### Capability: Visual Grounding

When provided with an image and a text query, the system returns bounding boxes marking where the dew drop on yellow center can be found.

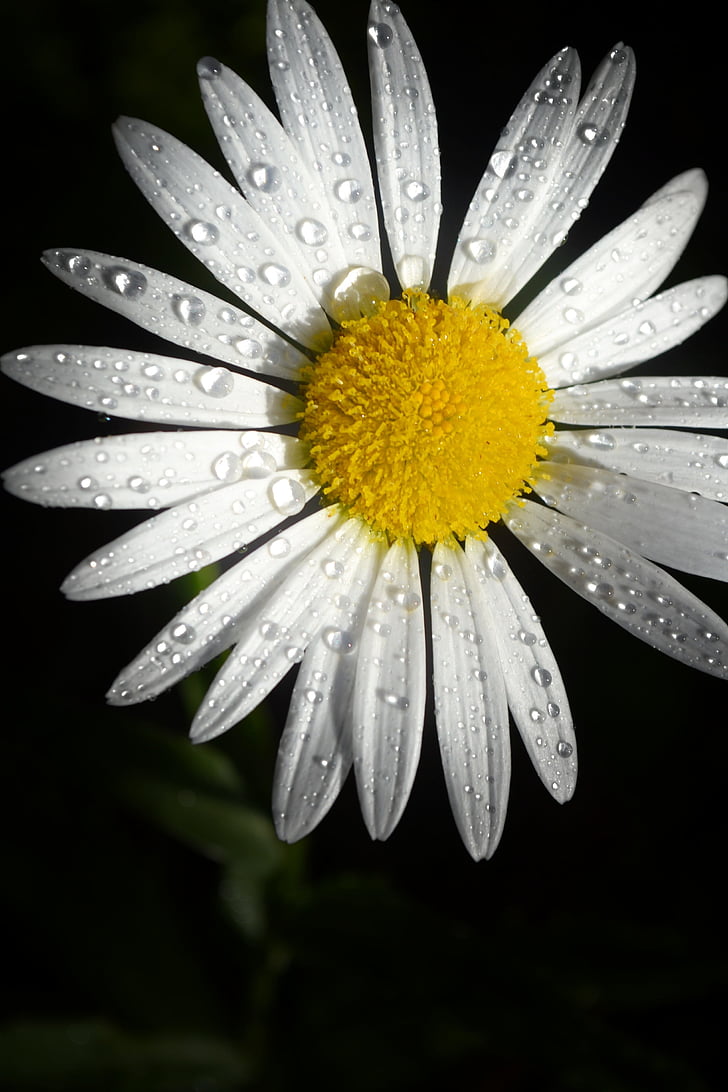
[300,292,553,546]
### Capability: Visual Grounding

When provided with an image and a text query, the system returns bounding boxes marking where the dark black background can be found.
[2,2,727,1089]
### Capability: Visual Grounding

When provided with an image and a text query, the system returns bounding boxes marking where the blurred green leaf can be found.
[0,1020,250,1092]
[108,721,244,797]
[119,776,281,875]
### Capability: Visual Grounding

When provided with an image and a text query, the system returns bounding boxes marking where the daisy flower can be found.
[3,0,727,861]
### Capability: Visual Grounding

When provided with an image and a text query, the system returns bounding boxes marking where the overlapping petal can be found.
[545,428,728,502]
[267,0,381,271]
[43,249,307,380]
[505,501,728,679]
[3,430,304,510]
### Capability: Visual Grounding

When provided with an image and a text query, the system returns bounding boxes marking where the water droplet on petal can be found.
[260,262,291,287]
[246,162,281,192]
[197,56,221,80]
[172,294,206,326]
[185,220,219,245]
[404,180,430,202]
[212,452,242,482]
[464,238,497,265]
[194,367,234,398]
[334,178,362,204]
[296,218,328,246]
[323,627,355,654]
[103,265,147,298]
[368,22,393,48]
[269,476,306,515]
[556,740,573,757]
[532,666,553,688]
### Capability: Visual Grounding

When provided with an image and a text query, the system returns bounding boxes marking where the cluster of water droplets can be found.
[450,42,634,306]
[265,0,382,275]
[545,429,728,502]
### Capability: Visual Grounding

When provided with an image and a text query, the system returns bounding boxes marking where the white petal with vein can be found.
[431,541,510,860]
[2,346,298,428]
[465,537,576,802]
[63,469,318,600]
[353,537,426,840]
[368,0,441,290]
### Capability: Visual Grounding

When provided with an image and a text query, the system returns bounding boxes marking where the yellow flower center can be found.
[300,291,553,545]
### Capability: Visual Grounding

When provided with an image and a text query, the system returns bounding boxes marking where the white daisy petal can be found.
[550,375,728,428]
[545,428,728,502]
[62,469,319,600]
[506,500,728,679]
[3,430,304,511]
[113,117,330,349]
[43,249,307,380]
[197,58,350,305]
[447,45,581,306]
[109,507,344,706]
[1,346,298,428]
[431,541,510,860]
[273,538,384,842]
[538,276,728,388]
[367,0,441,291]
[535,462,728,582]
[352,537,426,841]
[464,537,577,803]
[267,0,381,270]
[191,515,373,742]
[516,175,708,354]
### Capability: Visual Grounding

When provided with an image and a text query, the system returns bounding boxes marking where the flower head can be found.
[3,0,727,859]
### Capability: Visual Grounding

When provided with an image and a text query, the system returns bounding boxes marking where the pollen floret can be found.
[300,292,553,544]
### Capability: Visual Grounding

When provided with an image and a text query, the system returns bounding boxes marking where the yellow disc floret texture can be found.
[300,292,553,545]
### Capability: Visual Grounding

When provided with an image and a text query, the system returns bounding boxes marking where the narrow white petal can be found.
[113,117,330,349]
[431,541,510,861]
[367,0,441,291]
[352,538,426,841]
[267,0,381,271]
[63,470,319,600]
[191,516,376,742]
[449,44,635,307]
[516,176,708,353]
[43,249,308,380]
[550,375,728,428]
[108,507,343,705]
[3,430,304,510]
[273,538,384,842]
[447,46,581,306]
[538,276,727,388]
[198,58,350,305]
[545,428,728,503]
[535,462,728,581]
[464,538,576,803]
[1,346,298,429]
[505,500,728,679]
